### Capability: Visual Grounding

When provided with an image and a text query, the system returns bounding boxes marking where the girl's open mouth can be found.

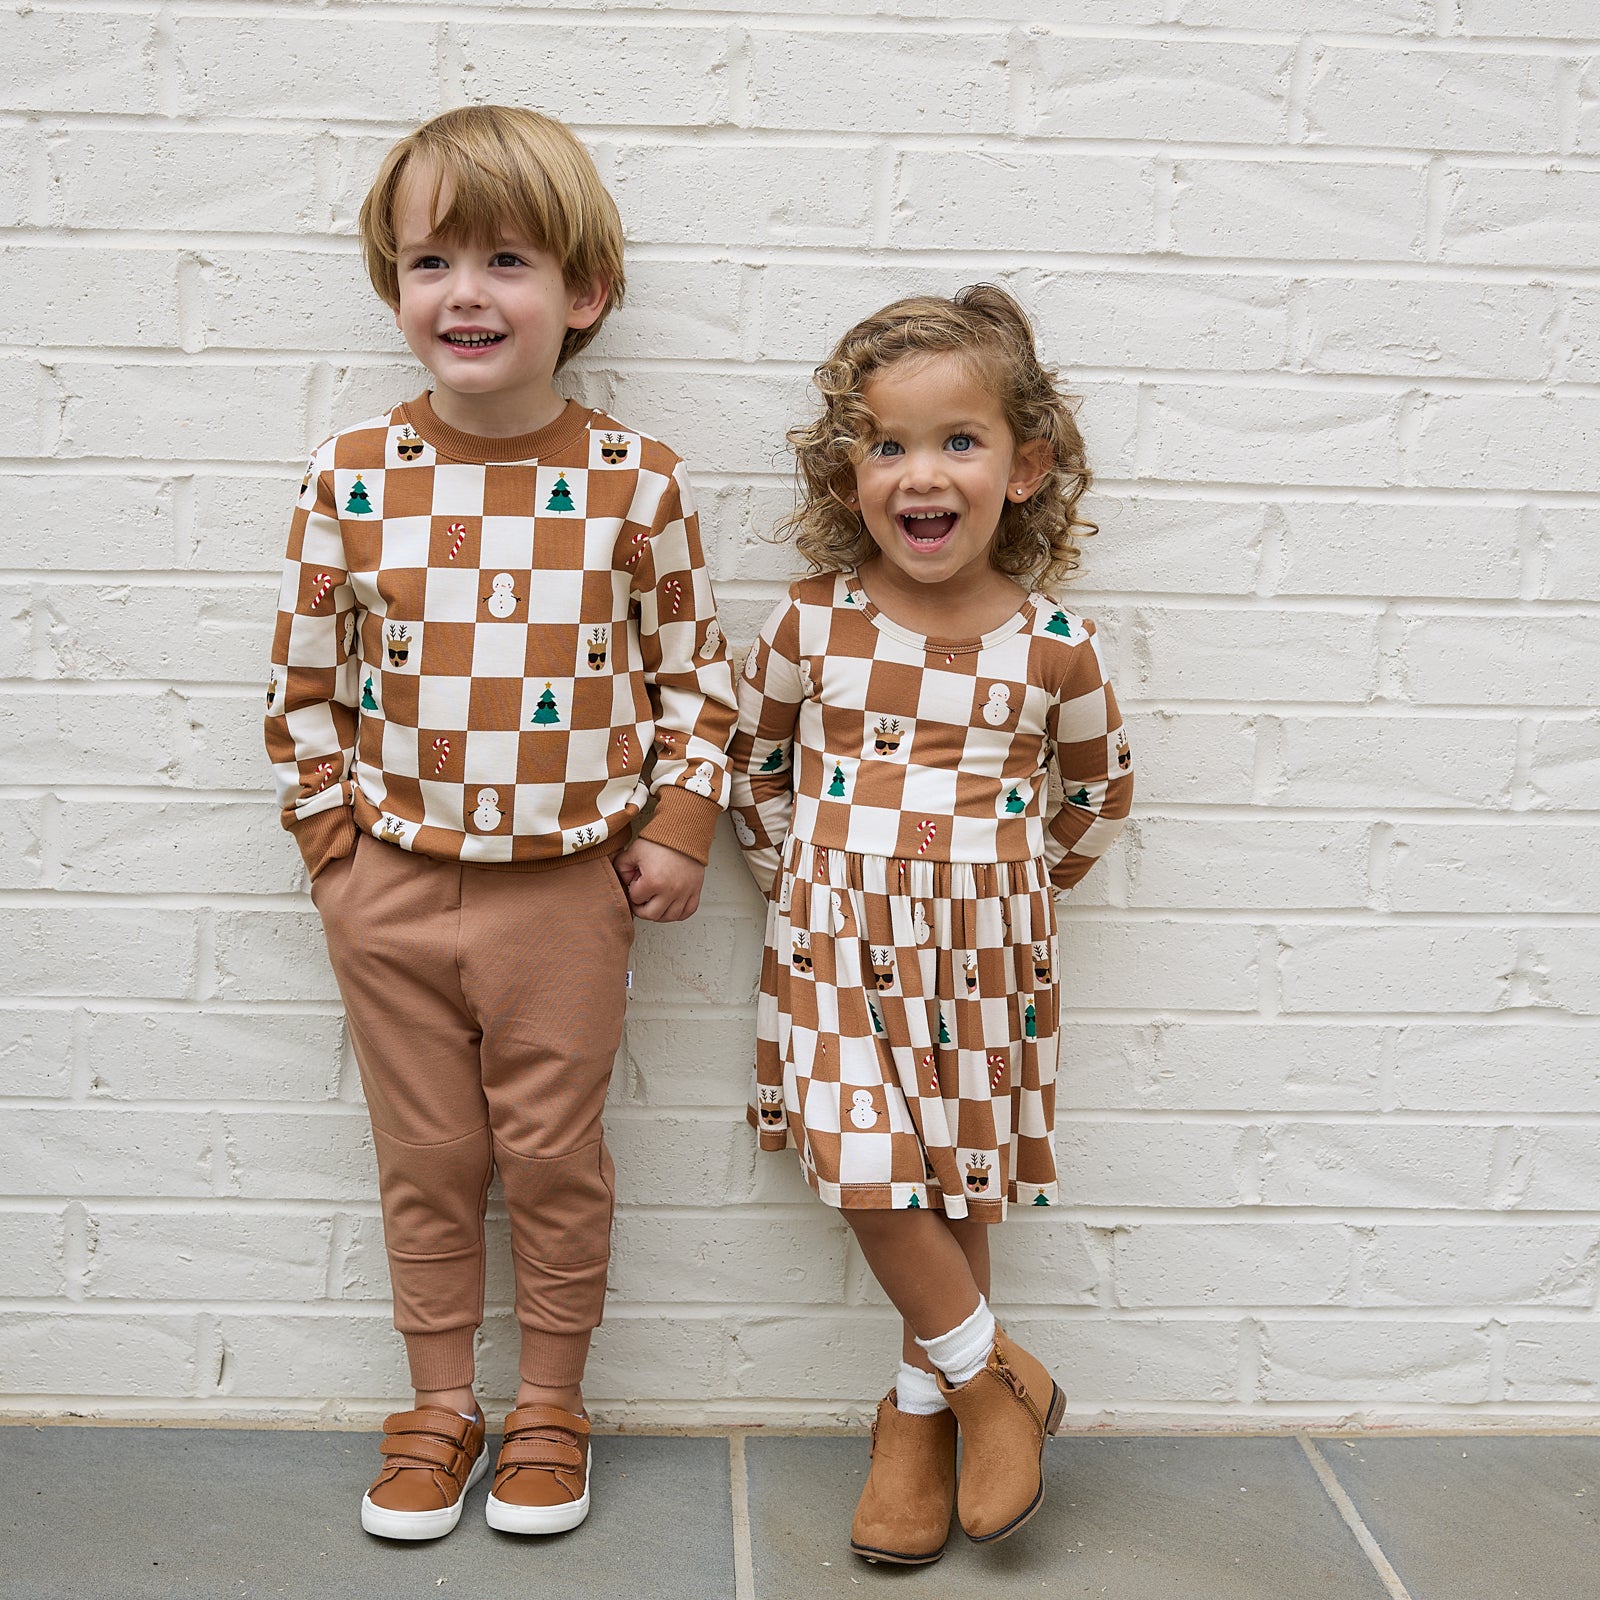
[899,511,956,545]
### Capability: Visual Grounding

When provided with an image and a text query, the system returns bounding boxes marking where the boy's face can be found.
[390,164,607,435]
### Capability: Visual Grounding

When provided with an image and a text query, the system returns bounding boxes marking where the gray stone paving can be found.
[2,1423,1594,1599]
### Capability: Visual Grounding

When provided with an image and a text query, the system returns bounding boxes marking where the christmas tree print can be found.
[361,675,377,711]
[1033,1193,1051,1206]
[1004,786,1025,815]
[546,474,575,512]
[1066,785,1091,807]
[1046,610,1073,639]
[1025,1001,1037,1039]
[531,683,560,725]
[828,762,846,798]
[345,477,373,515]
[759,746,786,773]
[906,1193,921,1209]
[868,998,884,1035]
[938,1010,950,1045]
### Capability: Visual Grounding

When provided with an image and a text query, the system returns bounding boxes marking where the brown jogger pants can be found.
[312,833,634,1391]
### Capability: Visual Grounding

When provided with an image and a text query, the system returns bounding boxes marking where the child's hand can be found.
[612,838,705,922]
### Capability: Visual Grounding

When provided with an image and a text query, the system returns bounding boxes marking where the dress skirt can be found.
[750,834,1061,1221]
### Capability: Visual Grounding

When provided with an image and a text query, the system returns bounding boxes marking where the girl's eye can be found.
[873,440,902,458]
[949,434,974,453]
[413,255,446,271]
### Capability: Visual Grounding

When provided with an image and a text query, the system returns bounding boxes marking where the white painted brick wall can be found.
[3,1,1597,1432]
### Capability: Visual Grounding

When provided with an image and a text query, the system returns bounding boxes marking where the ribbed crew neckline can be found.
[401,391,592,464]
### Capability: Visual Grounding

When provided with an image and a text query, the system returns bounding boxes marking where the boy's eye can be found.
[490,252,524,268]
[949,434,974,452]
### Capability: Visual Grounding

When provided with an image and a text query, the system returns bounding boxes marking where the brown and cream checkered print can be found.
[266,393,737,872]
[730,570,1133,1218]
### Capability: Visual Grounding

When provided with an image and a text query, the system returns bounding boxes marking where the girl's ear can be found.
[1007,438,1053,503]
[566,276,610,332]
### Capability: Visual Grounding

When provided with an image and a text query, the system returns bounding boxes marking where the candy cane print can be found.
[616,730,632,769]
[988,1052,1008,1090]
[624,528,649,568]
[432,736,450,774]
[923,1052,939,1096]
[446,522,467,561]
[310,571,334,608]
[313,760,335,791]
[916,819,938,856]
[663,577,683,616]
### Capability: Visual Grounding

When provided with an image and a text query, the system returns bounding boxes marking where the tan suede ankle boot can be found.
[849,1390,958,1564]
[937,1326,1066,1543]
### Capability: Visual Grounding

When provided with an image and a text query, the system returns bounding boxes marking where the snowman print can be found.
[484,574,520,619]
[778,873,793,912]
[684,760,716,797]
[732,812,756,848]
[912,902,931,946]
[473,787,504,831]
[981,684,1013,727]
[743,645,759,680]
[699,619,722,662]
[830,890,847,934]
[848,1090,878,1130]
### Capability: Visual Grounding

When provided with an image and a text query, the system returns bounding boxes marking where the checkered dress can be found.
[265,394,737,872]
[729,571,1133,1220]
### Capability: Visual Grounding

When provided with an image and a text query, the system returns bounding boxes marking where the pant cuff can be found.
[405,1326,477,1392]
[519,1327,593,1389]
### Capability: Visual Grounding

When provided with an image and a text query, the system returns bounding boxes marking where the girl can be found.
[729,286,1133,1564]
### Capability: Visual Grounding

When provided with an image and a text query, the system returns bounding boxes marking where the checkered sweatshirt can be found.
[266,392,738,878]
[729,570,1133,893]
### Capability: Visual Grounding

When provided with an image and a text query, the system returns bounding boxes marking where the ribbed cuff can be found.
[404,1326,477,1392]
[519,1328,594,1389]
[638,787,723,865]
[292,804,360,882]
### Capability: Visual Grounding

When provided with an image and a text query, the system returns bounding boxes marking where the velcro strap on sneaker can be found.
[380,1432,467,1472]
[496,1435,583,1471]
[503,1405,591,1438]
[383,1408,476,1441]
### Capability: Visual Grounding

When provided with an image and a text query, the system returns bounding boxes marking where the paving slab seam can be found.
[729,1433,756,1600]
[1297,1433,1416,1600]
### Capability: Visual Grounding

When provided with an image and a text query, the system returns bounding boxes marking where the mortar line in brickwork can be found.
[728,1433,756,1600]
[17,234,1600,290]
[1297,1435,1416,1600]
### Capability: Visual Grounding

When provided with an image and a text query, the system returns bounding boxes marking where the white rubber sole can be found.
[360,1445,489,1541]
[485,1445,592,1535]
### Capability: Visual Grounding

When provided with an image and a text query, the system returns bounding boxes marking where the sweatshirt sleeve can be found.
[1042,617,1134,893]
[629,460,739,865]
[727,591,805,894]
[264,448,362,881]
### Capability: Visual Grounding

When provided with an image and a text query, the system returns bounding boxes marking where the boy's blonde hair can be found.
[782,285,1094,592]
[359,105,625,368]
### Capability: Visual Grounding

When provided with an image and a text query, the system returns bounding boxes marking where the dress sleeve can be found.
[727,591,805,894]
[629,460,739,865]
[1042,617,1134,893]
[264,451,362,881]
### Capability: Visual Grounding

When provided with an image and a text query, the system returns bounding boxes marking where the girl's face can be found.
[850,352,1048,596]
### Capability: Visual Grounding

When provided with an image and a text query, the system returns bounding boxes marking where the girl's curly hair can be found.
[779,284,1095,593]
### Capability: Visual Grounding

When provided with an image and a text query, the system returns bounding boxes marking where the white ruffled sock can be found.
[894,1362,948,1415]
[916,1298,996,1389]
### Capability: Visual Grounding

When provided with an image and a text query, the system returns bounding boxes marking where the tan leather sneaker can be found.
[360,1406,488,1540]
[850,1390,958,1565]
[485,1405,592,1534]
[937,1326,1066,1543]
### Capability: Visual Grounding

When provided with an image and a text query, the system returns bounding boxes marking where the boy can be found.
[264,106,737,1540]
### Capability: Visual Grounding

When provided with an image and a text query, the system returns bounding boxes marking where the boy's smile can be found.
[391,165,607,438]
